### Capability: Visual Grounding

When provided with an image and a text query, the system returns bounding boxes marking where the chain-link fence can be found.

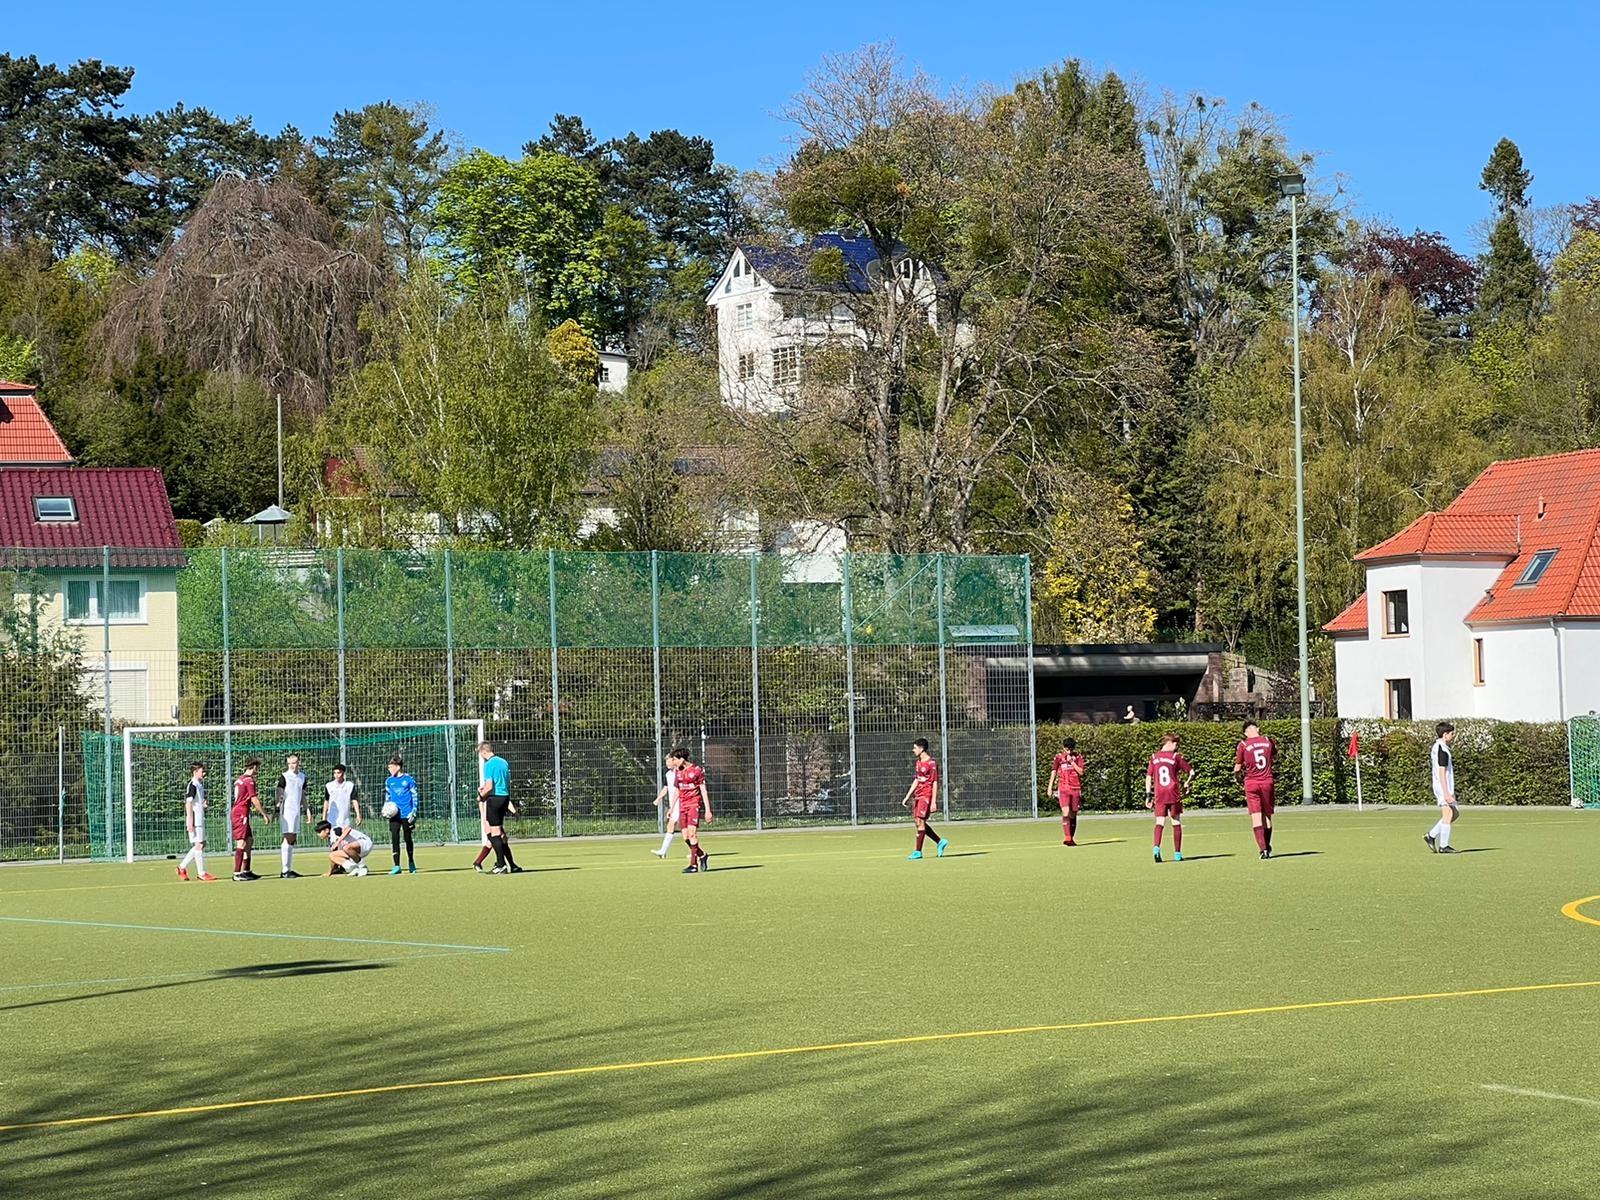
[0,549,1036,860]
[1570,715,1600,809]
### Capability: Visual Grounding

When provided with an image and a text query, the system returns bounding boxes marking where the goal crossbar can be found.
[119,719,485,862]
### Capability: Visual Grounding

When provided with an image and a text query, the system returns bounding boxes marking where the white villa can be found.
[1326,449,1600,721]
[705,234,942,410]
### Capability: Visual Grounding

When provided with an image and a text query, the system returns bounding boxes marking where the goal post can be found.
[99,719,483,863]
[1570,715,1600,811]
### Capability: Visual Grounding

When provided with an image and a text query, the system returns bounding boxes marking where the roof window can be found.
[1516,549,1557,586]
[34,496,77,522]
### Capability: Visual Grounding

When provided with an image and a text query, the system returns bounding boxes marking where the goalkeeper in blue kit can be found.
[385,756,420,875]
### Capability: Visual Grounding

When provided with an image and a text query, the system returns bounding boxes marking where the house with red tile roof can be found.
[1325,448,1600,721]
[0,467,183,723]
[0,381,74,465]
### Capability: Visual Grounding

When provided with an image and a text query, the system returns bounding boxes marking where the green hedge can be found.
[1038,719,1571,809]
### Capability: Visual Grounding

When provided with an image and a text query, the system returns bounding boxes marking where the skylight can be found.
[1516,549,1557,586]
[33,496,77,522]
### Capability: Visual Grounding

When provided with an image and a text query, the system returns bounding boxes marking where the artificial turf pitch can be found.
[1,807,1597,1199]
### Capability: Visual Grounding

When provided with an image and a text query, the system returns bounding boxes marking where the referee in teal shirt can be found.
[477,741,521,874]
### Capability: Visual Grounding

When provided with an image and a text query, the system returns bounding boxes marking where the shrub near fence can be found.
[1340,719,1571,807]
[1039,719,1571,809]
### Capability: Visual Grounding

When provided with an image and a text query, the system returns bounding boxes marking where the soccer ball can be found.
[381,800,399,819]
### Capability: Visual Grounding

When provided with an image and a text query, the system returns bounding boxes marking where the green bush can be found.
[1038,718,1571,809]
[1339,719,1571,806]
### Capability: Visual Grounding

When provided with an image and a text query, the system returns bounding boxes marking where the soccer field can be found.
[2,808,1597,1199]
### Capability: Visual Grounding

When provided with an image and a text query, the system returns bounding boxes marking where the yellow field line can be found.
[1560,895,1600,928]
[4,977,1597,1135]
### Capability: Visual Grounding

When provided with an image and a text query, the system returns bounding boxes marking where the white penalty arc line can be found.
[0,915,509,954]
[1479,1083,1600,1110]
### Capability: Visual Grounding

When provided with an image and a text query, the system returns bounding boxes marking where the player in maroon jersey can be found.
[1144,733,1193,863]
[1232,720,1278,859]
[1052,737,1086,845]
[667,748,712,874]
[230,759,268,881]
[902,738,948,859]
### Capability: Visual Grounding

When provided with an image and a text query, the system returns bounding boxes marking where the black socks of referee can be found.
[491,834,516,869]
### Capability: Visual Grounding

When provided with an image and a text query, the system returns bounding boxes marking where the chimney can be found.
[1537,495,1547,520]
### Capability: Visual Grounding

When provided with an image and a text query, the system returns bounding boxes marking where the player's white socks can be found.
[1427,819,1444,840]
[1437,824,1451,849]
[180,847,198,871]
[657,830,675,855]
[281,842,293,873]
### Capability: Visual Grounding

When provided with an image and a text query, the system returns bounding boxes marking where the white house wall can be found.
[1470,624,1563,720]
[1335,559,1506,719]
[1560,625,1600,717]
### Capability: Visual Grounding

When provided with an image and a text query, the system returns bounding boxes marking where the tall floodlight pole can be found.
[1277,170,1313,805]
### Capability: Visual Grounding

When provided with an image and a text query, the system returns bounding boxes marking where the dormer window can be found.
[34,496,76,522]
[1516,549,1557,586]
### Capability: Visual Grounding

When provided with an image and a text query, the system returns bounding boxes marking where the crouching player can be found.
[316,820,373,876]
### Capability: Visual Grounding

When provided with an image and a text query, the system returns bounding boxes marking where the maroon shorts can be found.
[913,798,934,821]
[231,819,252,845]
[679,802,702,828]
[1058,790,1082,814]
[1153,797,1183,819]
[1245,780,1275,816]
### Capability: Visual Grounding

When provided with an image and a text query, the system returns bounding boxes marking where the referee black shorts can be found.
[485,795,511,827]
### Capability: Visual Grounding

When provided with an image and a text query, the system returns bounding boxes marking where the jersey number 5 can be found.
[1252,749,1268,770]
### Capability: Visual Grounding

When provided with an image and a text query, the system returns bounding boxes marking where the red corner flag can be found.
[1347,732,1360,759]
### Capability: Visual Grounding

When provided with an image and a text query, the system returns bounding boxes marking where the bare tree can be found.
[99,174,387,413]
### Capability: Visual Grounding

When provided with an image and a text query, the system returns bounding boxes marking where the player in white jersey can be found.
[316,820,373,876]
[176,762,217,881]
[323,763,362,832]
[276,753,309,878]
[650,760,680,857]
[1424,722,1461,854]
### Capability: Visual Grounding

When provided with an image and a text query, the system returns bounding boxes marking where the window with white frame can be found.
[65,578,146,624]
[772,346,800,388]
[734,302,753,331]
[34,496,77,522]
[1517,549,1557,586]
[598,365,611,383]
[736,352,756,383]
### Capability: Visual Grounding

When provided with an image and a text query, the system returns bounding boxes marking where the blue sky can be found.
[13,1,1598,251]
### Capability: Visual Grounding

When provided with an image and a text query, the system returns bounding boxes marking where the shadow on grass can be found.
[0,959,390,1013]
[1173,853,1233,862]
[0,1014,1508,1200]
[1268,851,1323,859]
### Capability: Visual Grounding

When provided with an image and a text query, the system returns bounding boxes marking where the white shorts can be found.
[668,799,681,825]
[281,807,302,835]
[189,829,206,846]
[327,808,351,831]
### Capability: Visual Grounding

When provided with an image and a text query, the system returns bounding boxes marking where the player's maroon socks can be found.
[1253,826,1267,852]
[473,845,491,868]
[1153,825,1163,847]
[234,848,245,873]
[1062,816,1071,839]
[914,829,927,851]
[1172,825,1183,854]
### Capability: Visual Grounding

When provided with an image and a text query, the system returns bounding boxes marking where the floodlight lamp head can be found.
[1276,172,1306,198]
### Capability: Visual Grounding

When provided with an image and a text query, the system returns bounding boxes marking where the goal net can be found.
[1571,715,1600,810]
[83,720,483,861]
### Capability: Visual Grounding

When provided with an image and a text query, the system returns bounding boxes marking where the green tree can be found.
[1476,138,1542,328]
[315,101,449,263]
[326,271,603,547]
[546,318,600,384]
[1145,94,1339,367]
[164,372,281,520]
[128,103,281,250]
[751,48,1177,556]
[1034,474,1158,642]
[434,149,605,330]
[0,54,145,257]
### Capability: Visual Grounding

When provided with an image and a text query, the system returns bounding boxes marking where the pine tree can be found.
[1477,138,1542,327]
